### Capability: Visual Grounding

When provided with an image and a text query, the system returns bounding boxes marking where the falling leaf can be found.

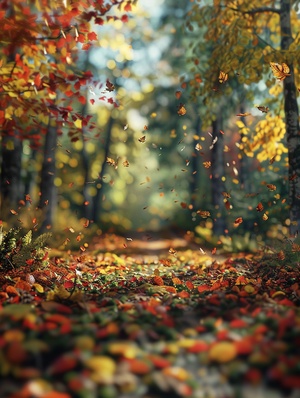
[262,213,268,220]
[106,157,116,166]
[203,161,211,168]
[266,184,276,191]
[169,248,177,256]
[138,135,146,143]
[269,156,276,164]
[270,62,290,81]
[177,103,186,116]
[234,217,243,226]
[197,210,210,218]
[123,160,130,167]
[236,112,251,117]
[195,143,202,151]
[175,90,182,99]
[10,209,18,215]
[257,106,269,113]
[218,70,228,83]
[105,80,115,92]
[222,191,231,198]
[256,202,264,212]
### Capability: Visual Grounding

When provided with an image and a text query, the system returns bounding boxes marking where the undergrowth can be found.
[0,227,51,272]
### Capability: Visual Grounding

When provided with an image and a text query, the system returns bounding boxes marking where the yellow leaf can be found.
[5,106,14,119]
[23,91,32,99]
[108,342,138,358]
[209,341,237,363]
[271,291,285,298]
[46,285,69,301]
[244,284,255,293]
[236,120,246,129]
[162,366,190,381]
[33,283,44,293]
[75,335,95,351]
[74,118,82,129]
[85,355,116,383]
[14,107,24,117]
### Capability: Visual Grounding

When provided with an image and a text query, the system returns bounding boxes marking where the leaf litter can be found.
[0,234,300,398]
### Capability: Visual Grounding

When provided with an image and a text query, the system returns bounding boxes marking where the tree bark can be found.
[92,115,114,224]
[38,122,57,231]
[0,134,23,220]
[280,0,300,236]
[211,115,227,236]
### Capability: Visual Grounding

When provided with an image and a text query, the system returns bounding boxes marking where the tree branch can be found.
[226,6,281,15]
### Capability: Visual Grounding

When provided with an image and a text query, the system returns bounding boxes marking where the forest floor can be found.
[0,231,300,398]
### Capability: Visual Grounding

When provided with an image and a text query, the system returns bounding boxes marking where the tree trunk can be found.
[38,122,57,231]
[92,115,114,224]
[280,0,300,236]
[211,115,227,236]
[0,134,23,221]
[190,115,202,209]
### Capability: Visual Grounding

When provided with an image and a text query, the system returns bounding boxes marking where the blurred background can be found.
[0,0,294,250]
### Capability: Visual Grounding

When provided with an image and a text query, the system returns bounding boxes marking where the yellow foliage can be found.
[240,114,287,162]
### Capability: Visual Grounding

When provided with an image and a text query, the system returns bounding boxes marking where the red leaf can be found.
[88,31,98,41]
[235,337,253,355]
[82,43,92,51]
[278,298,295,306]
[64,280,75,289]
[78,95,86,104]
[124,2,132,12]
[65,90,74,97]
[230,319,248,328]
[121,15,129,23]
[148,354,171,368]
[178,291,190,298]
[90,99,95,105]
[187,340,209,353]
[49,355,77,375]
[245,368,262,383]
[198,284,210,293]
[185,280,194,290]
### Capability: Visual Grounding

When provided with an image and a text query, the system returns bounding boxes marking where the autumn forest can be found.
[0,1,300,398]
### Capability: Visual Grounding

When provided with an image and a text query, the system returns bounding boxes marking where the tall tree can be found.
[0,0,134,226]
[186,0,300,235]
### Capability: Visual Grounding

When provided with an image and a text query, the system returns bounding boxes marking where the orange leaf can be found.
[153,276,164,286]
[15,280,32,292]
[6,285,19,295]
[177,103,186,116]
[124,358,150,375]
[172,277,182,285]
[270,62,290,81]
[148,354,171,368]
[198,284,210,293]
[209,341,237,363]
[178,290,190,298]
[43,392,72,398]
[185,280,194,290]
